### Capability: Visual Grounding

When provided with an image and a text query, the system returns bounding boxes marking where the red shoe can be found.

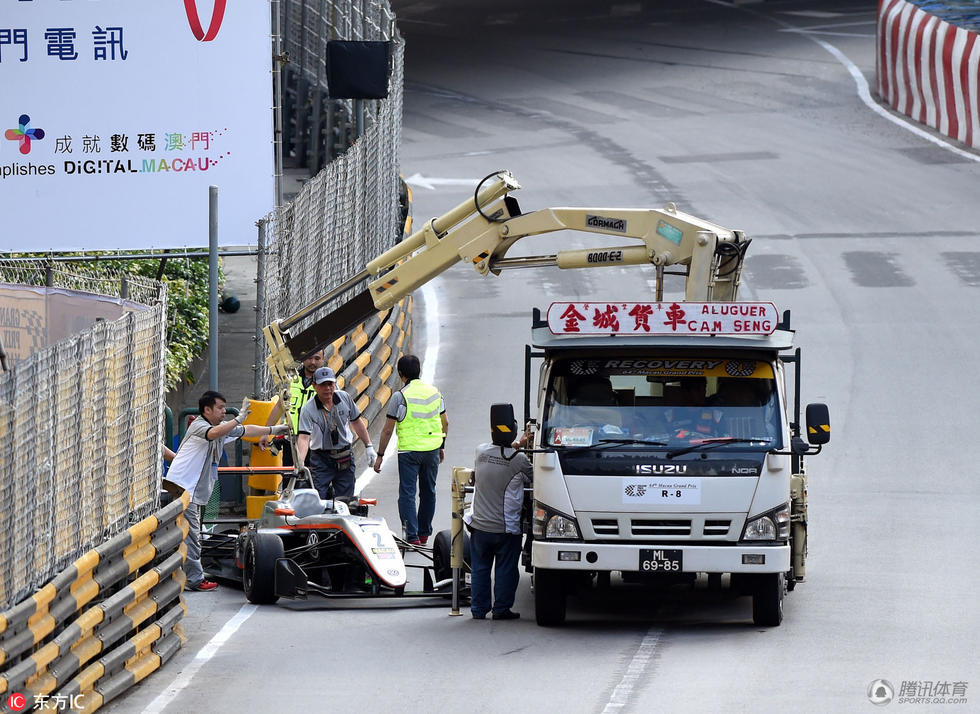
[407,537,422,546]
[419,535,429,545]
[189,579,218,591]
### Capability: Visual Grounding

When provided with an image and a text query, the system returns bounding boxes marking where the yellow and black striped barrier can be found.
[311,294,412,429]
[0,492,190,713]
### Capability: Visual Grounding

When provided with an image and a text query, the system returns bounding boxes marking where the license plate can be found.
[639,549,682,573]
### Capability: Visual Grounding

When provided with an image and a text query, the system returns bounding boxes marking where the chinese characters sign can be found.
[547,302,779,335]
[1,0,272,251]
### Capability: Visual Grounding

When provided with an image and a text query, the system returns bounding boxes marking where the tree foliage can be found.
[11,252,219,390]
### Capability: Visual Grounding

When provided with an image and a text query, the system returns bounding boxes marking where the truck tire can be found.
[752,572,784,627]
[243,532,284,604]
[534,568,566,626]
[433,529,470,582]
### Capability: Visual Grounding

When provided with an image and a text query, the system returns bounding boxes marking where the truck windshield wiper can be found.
[562,438,668,453]
[666,437,771,459]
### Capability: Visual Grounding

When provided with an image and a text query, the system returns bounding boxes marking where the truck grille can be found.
[591,519,619,536]
[586,515,739,540]
[631,519,691,536]
[703,520,731,536]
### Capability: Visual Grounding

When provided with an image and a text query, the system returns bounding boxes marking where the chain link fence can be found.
[260,0,405,393]
[281,0,402,172]
[0,0,405,609]
[0,260,167,611]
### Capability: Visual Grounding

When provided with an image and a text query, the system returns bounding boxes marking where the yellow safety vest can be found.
[288,377,316,431]
[395,380,444,451]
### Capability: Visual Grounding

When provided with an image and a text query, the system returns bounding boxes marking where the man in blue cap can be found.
[296,366,376,499]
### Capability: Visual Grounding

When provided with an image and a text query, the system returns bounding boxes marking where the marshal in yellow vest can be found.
[287,377,317,431]
[395,380,444,451]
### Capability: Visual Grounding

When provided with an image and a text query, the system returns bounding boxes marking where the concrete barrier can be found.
[877,0,980,148]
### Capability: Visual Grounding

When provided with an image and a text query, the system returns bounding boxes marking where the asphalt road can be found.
[106,1,979,712]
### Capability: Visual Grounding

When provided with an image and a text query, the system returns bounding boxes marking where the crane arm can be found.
[263,171,750,388]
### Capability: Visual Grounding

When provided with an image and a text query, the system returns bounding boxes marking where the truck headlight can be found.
[533,503,581,539]
[741,503,790,542]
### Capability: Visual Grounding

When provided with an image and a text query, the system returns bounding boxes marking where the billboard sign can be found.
[1,0,273,251]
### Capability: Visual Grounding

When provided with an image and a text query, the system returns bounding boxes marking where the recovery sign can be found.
[547,301,779,336]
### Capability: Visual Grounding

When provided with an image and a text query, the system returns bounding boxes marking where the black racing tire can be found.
[534,568,566,627]
[243,532,284,604]
[433,529,470,582]
[752,572,785,627]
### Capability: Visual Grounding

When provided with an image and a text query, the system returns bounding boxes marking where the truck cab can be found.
[525,304,829,626]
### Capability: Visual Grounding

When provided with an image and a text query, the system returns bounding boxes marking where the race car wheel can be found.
[433,529,470,582]
[243,532,284,604]
[534,568,566,627]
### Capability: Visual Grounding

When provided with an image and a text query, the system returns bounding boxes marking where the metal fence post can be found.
[273,0,285,208]
[209,185,219,391]
[254,220,267,398]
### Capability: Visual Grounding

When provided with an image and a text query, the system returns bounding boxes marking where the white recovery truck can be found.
[262,171,830,627]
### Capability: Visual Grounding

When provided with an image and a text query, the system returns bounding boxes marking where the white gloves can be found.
[270,424,290,437]
[236,397,252,423]
[365,445,378,466]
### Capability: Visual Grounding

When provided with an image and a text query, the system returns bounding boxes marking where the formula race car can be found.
[200,473,469,605]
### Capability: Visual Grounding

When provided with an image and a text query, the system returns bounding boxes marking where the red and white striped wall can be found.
[877,0,980,148]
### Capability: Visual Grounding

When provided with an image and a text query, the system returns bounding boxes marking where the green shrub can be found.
[10,252,219,390]
[123,255,216,389]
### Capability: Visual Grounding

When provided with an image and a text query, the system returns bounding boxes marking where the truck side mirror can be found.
[805,403,830,445]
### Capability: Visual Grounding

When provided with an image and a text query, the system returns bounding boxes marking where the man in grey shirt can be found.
[469,404,532,620]
[296,367,376,499]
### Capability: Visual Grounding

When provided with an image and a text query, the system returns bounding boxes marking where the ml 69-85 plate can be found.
[639,549,682,573]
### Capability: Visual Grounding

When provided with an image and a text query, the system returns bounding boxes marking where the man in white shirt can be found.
[165,390,287,591]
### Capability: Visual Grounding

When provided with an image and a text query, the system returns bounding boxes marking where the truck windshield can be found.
[542,357,782,451]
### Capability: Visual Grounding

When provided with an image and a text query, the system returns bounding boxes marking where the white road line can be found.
[712,1,980,162]
[420,281,440,384]
[354,279,440,495]
[780,20,878,31]
[750,5,980,162]
[779,19,876,31]
[355,432,396,494]
[783,30,875,38]
[601,628,664,712]
[143,603,258,713]
[813,37,980,163]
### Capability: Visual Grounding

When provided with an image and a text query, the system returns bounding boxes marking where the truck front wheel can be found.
[751,572,784,627]
[534,568,566,626]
